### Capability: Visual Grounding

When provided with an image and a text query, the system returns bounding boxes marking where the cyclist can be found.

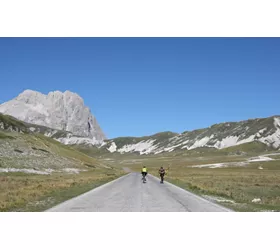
[158,166,166,183]
[141,166,148,182]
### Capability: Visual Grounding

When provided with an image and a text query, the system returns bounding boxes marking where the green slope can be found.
[0,113,124,212]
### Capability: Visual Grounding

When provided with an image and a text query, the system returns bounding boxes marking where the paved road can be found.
[46,173,232,212]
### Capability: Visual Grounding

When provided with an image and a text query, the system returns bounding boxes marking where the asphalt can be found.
[46,173,233,212]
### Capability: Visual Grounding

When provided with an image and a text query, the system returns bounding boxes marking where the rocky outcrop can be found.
[0,90,106,144]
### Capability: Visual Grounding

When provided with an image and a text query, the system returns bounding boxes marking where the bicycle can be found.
[142,173,147,183]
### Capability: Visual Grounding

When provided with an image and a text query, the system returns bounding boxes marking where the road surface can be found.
[47,173,232,212]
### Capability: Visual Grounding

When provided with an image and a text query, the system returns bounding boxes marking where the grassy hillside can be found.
[0,113,29,132]
[219,141,274,154]
[168,141,275,157]
[77,139,276,160]
[107,131,178,148]
[0,115,124,211]
[72,131,178,157]
[86,115,280,156]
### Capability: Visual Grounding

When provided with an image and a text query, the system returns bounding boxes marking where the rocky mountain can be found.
[100,116,280,155]
[0,90,106,145]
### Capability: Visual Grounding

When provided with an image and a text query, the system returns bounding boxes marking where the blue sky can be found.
[0,38,279,138]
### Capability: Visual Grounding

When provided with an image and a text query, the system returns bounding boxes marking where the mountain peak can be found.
[18,89,45,97]
[0,89,106,143]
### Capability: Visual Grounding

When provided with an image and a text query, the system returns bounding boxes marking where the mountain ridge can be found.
[100,115,280,155]
[1,90,280,155]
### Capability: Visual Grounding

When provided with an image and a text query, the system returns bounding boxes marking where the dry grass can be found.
[166,166,280,211]
[0,170,124,212]
[269,155,280,160]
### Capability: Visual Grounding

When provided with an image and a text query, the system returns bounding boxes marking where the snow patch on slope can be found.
[107,142,117,153]
[164,143,184,152]
[214,135,255,149]
[259,118,280,148]
[190,155,274,168]
[44,130,59,138]
[118,140,158,155]
[29,127,36,132]
[56,136,102,146]
[189,135,214,150]
[256,128,267,138]
[259,128,267,134]
[154,149,165,155]
[247,156,274,162]
[190,162,248,168]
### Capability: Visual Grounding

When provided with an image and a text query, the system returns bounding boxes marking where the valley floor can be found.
[1,128,280,212]
[108,152,280,212]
